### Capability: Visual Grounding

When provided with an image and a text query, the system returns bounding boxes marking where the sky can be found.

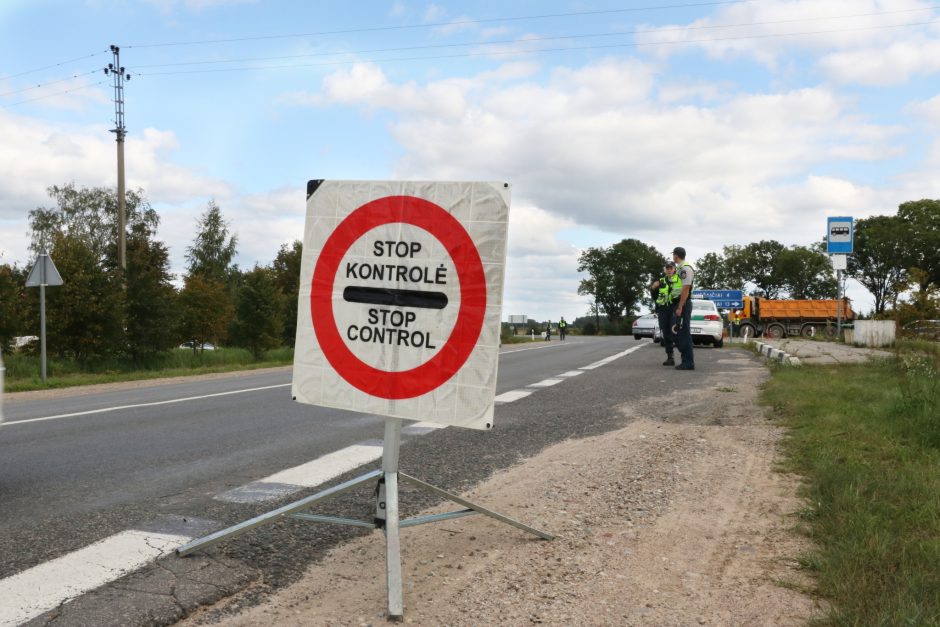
[2,0,939,321]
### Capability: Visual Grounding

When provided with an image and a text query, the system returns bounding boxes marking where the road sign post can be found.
[25,250,64,383]
[827,217,853,339]
[177,181,552,620]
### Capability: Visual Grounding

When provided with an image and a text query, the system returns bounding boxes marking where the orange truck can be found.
[734,297,853,339]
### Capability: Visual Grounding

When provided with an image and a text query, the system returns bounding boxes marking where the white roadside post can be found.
[176,181,553,621]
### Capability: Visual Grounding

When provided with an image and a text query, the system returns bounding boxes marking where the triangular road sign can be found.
[25,251,64,287]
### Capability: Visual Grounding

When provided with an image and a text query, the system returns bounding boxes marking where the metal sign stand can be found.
[176,417,553,619]
[25,250,64,383]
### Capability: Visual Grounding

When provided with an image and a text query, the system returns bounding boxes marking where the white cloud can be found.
[905,93,940,127]
[0,109,231,267]
[634,0,940,80]
[293,54,937,319]
[819,40,940,85]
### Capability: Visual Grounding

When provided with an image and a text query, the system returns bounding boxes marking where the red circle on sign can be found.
[311,195,487,400]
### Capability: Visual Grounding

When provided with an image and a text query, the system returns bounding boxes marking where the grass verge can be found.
[762,351,940,625]
[2,347,293,393]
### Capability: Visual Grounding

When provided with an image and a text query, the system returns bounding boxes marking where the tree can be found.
[124,224,179,360]
[185,200,238,285]
[43,233,124,361]
[847,215,908,314]
[577,248,609,320]
[177,274,233,350]
[694,251,745,291]
[776,245,837,299]
[231,265,284,358]
[577,239,663,321]
[28,183,157,267]
[0,263,28,352]
[896,199,940,294]
[726,240,786,298]
[181,201,239,348]
[272,240,302,346]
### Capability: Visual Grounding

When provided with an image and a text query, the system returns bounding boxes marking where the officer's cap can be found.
[664,260,676,268]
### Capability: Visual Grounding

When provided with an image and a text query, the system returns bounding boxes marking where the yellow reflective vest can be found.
[656,274,682,306]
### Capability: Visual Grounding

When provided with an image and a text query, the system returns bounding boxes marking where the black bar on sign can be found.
[343,286,448,309]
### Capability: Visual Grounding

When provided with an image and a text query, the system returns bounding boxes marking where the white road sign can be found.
[292,181,510,430]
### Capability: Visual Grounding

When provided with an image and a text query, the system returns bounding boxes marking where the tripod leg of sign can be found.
[176,416,553,620]
[174,469,383,556]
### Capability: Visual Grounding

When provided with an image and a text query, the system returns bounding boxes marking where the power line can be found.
[0,81,107,108]
[124,0,761,49]
[132,18,940,78]
[0,69,100,99]
[0,49,109,82]
[129,5,940,72]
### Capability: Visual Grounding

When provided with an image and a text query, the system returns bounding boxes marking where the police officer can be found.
[672,247,696,370]
[650,260,682,365]
[558,317,567,341]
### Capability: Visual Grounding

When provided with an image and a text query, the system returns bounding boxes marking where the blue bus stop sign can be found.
[827,216,853,254]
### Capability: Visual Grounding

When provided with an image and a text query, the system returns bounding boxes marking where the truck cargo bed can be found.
[758,299,852,320]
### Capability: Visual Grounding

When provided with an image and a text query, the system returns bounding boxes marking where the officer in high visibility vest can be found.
[651,260,683,365]
[672,246,696,370]
[558,317,567,340]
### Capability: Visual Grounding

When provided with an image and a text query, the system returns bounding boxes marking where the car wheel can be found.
[634,335,641,340]
[714,338,723,348]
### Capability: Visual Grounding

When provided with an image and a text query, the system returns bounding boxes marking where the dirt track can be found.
[180,349,822,626]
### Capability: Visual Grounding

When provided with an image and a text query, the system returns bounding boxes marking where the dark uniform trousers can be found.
[675,301,694,367]
[656,305,677,356]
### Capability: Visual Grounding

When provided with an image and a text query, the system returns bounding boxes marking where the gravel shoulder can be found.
[180,351,822,626]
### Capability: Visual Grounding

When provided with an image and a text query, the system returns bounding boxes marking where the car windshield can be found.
[691,300,717,311]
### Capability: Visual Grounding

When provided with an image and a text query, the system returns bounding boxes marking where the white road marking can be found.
[0,530,191,627]
[260,444,383,487]
[216,443,384,503]
[1,383,292,427]
[494,389,533,403]
[402,421,444,432]
[580,343,647,369]
[498,343,566,354]
[494,345,644,405]
[529,378,563,387]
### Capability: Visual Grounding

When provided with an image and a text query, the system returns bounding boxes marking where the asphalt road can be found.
[0,336,735,626]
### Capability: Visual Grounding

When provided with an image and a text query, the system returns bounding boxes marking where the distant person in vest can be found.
[558,317,567,340]
[671,247,696,370]
[650,260,682,366]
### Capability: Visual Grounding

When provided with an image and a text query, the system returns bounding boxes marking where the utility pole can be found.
[104,45,130,270]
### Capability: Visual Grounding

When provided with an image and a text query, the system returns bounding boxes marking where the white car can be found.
[632,313,659,340]
[689,299,724,347]
[178,342,217,351]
